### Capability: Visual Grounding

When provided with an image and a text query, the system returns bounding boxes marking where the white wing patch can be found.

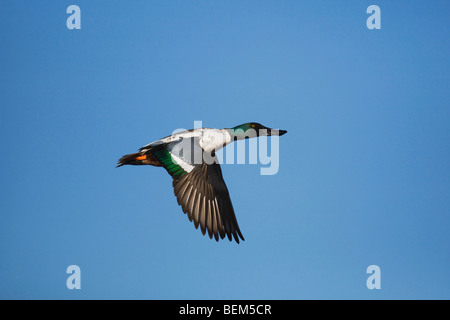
[170,152,195,173]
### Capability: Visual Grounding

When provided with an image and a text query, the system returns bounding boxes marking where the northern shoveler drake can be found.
[117,122,287,243]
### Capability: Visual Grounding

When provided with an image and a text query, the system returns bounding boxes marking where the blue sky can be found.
[0,1,449,299]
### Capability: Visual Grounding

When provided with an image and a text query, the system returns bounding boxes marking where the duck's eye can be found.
[251,124,255,128]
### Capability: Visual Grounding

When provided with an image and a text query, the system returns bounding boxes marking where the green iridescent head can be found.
[228,122,287,140]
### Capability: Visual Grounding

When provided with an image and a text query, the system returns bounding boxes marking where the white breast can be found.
[199,129,232,153]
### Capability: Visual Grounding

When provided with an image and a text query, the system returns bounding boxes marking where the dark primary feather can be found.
[172,161,245,243]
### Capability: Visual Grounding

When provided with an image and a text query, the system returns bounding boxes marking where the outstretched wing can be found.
[151,139,245,243]
[172,161,244,243]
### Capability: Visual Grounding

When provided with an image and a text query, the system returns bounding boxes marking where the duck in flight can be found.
[117,122,287,243]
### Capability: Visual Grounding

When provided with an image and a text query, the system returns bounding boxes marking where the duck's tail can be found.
[116,152,162,167]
